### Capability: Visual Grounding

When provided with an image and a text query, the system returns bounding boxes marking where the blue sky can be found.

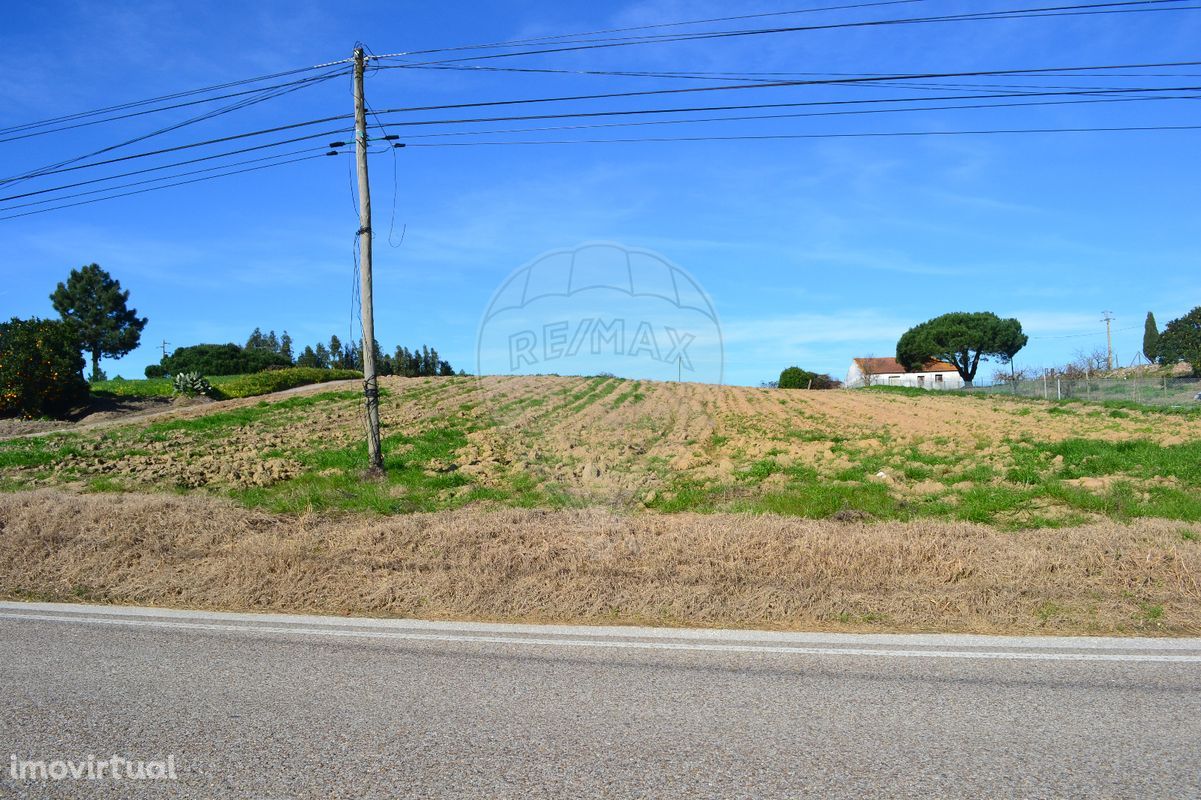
[1,0,1198,386]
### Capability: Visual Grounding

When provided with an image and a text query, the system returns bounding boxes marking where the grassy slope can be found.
[2,375,1200,528]
[91,367,361,400]
[3,489,1197,635]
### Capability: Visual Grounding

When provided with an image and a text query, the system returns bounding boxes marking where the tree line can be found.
[149,327,461,378]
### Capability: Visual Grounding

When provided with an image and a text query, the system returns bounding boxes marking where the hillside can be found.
[2,375,1200,634]
[2,374,1199,527]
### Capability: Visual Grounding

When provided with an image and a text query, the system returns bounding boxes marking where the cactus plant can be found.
[172,371,213,398]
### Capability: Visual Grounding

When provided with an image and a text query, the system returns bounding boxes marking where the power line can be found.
[0,69,348,144]
[391,61,1198,93]
[368,84,1201,132]
[377,1,1200,68]
[0,59,352,138]
[399,122,1201,147]
[367,0,930,59]
[390,91,1201,140]
[0,113,352,184]
[0,130,353,203]
[10,59,1192,186]
[0,153,327,222]
[4,118,1194,221]
[1031,325,1138,339]
[3,84,1191,207]
[0,146,333,212]
[1,67,346,189]
[368,61,1201,117]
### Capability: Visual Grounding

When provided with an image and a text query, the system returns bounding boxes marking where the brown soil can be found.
[0,396,177,440]
[2,489,1197,635]
[1,379,358,443]
[0,419,73,438]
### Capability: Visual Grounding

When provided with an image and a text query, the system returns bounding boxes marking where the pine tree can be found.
[314,342,330,369]
[297,345,319,368]
[266,330,280,354]
[346,342,362,370]
[329,335,342,368]
[50,263,148,381]
[280,331,294,364]
[394,346,411,376]
[246,327,265,350]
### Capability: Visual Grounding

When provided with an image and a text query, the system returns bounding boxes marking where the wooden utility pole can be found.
[353,46,384,473]
[1101,311,1115,372]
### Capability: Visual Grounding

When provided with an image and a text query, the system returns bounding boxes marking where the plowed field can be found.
[3,375,1199,528]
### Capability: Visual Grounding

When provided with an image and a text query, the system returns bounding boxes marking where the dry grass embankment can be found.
[3,489,1198,635]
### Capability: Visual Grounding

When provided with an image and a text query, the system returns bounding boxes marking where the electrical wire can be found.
[399,122,1201,147]
[0,153,326,221]
[1031,325,1139,339]
[366,61,1201,117]
[4,118,1195,221]
[391,61,1196,93]
[0,59,352,137]
[0,69,349,144]
[0,128,354,204]
[5,76,1196,198]
[389,91,1201,140]
[0,114,352,184]
[0,146,332,212]
[367,84,1201,131]
[360,44,406,248]
[1,66,346,189]
[365,0,929,59]
[375,1,1200,68]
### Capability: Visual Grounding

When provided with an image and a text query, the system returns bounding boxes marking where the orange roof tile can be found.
[854,357,958,374]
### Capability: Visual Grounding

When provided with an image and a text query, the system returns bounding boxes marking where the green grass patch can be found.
[233,415,562,515]
[91,377,175,397]
[142,391,358,437]
[1032,438,1201,486]
[91,368,361,401]
[234,424,472,514]
[785,428,845,443]
[955,485,1042,524]
[214,368,362,399]
[0,434,81,469]
[611,382,646,408]
[738,481,899,519]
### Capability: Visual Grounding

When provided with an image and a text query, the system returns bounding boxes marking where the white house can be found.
[845,357,964,390]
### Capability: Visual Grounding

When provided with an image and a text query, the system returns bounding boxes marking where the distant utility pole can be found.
[1101,311,1115,372]
[159,339,170,359]
[353,46,384,474]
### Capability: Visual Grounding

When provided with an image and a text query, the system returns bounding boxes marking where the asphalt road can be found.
[1,602,1199,799]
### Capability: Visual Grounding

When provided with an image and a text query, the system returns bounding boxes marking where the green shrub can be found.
[778,366,841,390]
[162,343,290,376]
[0,317,89,419]
[216,367,361,399]
[172,371,214,397]
[144,363,167,378]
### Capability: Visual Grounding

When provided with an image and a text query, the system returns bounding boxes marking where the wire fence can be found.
[962,375,1201,407]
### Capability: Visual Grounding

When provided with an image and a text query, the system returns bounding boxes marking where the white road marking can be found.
[2,611,1199,663]
[7,601,1197,650]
